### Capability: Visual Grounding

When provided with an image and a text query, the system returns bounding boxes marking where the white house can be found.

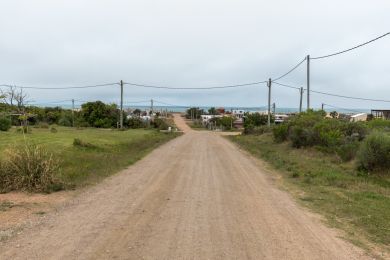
[350,113,367,122]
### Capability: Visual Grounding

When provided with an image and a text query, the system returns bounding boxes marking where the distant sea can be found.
[32,104,372,114]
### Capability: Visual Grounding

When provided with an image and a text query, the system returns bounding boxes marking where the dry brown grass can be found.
[0,142,60,193]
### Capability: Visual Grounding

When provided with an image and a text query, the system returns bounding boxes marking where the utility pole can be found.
[72,99,75,127]
[272,102,276,115]
[120,80,124,129]
[267,78,272,127]
[321,103,324,111]
[299,87,303,113]
[306,55,310,111]
[150,99,154,114]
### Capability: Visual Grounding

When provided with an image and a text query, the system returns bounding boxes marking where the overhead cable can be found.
[311,32,390,60]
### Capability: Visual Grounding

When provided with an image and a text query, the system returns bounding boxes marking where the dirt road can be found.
[0,115,368,259]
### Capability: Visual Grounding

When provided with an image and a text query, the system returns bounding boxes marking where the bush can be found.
[357,132,390,172]
[0,117,11,131]
[73,138,95,148]
[127,117,145,129]
[58,117,72,127]
[50,127,58,133]
[0,142,60,193]
[36,122,49,129]
[273,124,289,142]
[290,126,315,148]
[153,118,170,130]
[336,141,360,162]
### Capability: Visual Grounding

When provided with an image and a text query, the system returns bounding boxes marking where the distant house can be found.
[274,114,289,124]
[232,109,245,119]
[350,113,367,122]
[200,114,222,124]
[371,109,390,120]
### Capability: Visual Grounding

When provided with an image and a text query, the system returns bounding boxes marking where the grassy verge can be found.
[229,133,390,254]
[0,127,179,189]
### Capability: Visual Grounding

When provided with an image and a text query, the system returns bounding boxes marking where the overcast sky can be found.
[0,0,389,109]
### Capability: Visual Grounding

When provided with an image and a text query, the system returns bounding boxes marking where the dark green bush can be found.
[0,117,11,131]
[273,124,289,142]
[58,117,72,127]
[343,122,368,141]
[357,132,390,172]
[127,117,145,129]
[290,126,315,148]
[336,141,360,162]
[366,119,390,131]
[153,118,170,130]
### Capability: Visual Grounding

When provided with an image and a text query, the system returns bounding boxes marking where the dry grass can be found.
[0,142,60,193]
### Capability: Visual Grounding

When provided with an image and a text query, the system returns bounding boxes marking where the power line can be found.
[272,81,301,90]
[123,81,267,90]
[322,103,367,114]
[0,83,119,90]
[311,32,390,60]
[310,89,390,103]
[272,58,306,81]
[275,81,390,103]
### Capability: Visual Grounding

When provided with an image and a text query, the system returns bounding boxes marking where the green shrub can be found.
[36,122,49,129]
[0,117,12,131]
[243,125,271,135]
[273,124,289,143]
[343,122,368,141]
[127,117,145,129]
[367,119,390,131]
[50,127,58,133]
[336,141,360,162]
[290,126,315,148]
[0,142,60,193]
[357,132,390,172]
[58,117,72,127]
[153,118,170,130]
[73,138,95,148]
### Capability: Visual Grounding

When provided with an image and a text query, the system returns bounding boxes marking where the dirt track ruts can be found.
[0,114,369,259]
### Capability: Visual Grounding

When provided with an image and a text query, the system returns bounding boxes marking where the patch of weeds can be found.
[73,138,96,148]
[0,201,14,211]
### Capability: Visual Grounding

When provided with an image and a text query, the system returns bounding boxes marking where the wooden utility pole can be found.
[72,99,75,127]
[299,87,303,113]
[267,78,272,127]
[120,80,124,129]
[306,55,310,110]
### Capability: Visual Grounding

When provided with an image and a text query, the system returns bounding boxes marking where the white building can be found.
[350,113,367,122]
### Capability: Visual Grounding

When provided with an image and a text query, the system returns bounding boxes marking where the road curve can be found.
[0,115,368,259]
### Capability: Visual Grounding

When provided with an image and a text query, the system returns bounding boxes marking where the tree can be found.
[208,107,218,115]
[133,109,141,117]
[243,113,271,128]
[81,101,118,128]
[186,107,204,119]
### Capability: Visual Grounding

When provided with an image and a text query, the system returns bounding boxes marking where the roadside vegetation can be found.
[1,88,179,193]
[185,107,241,131]
[230,110,390,253]
[0,127,178,193]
